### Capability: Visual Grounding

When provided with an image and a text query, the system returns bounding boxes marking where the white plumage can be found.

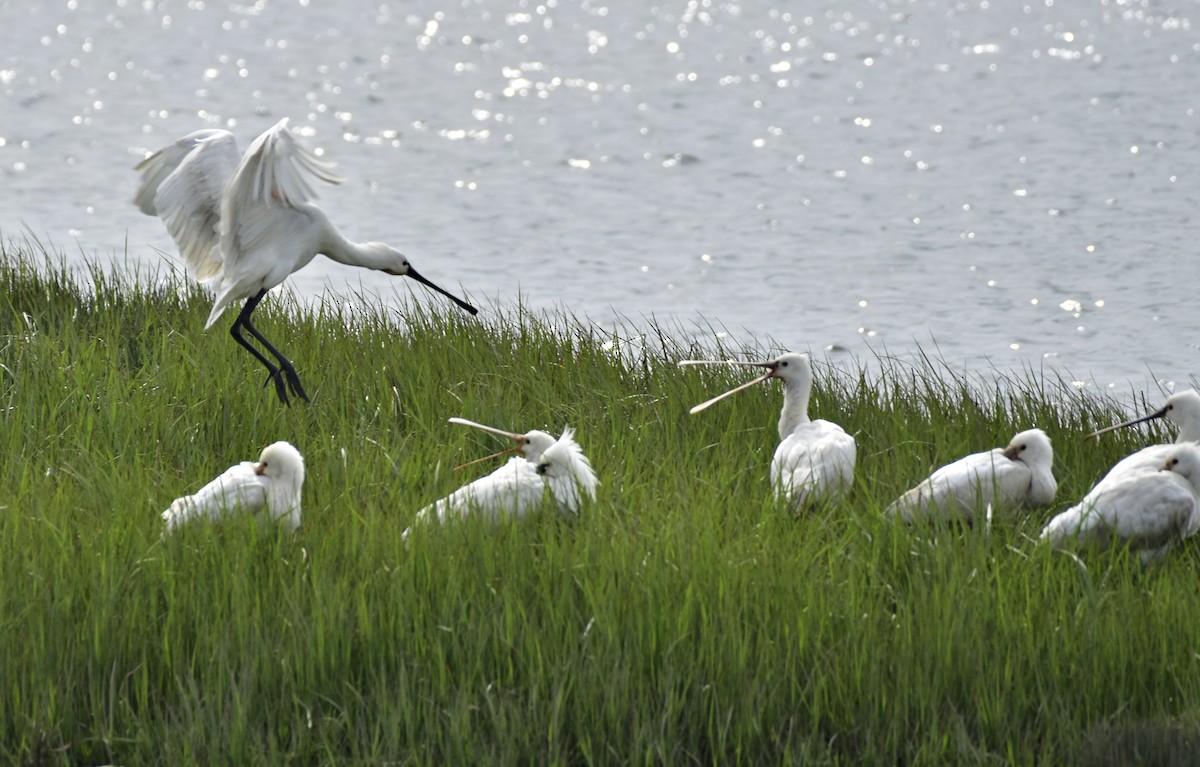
[680,352,856,506]
[1040,443,1200,563]
[161,441,305,533]
[1085,389,1200,483]
[403,422,598,539]
[134,118,477,404]
[884,428,1057,524]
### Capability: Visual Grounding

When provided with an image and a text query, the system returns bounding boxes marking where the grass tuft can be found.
[2,239,1197,765]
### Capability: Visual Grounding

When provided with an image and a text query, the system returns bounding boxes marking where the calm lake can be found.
[2,0,1198,399]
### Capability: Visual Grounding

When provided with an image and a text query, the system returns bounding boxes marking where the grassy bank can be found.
[2,243,1200,766]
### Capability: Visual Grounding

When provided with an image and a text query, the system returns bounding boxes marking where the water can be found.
[2,0,1198,396]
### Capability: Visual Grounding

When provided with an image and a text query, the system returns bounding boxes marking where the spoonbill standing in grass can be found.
[134,118,478,405]
[883,429,1057,524]
[1040,443,1200,564]
[161,441,305,533]
[1084,389,1200,482]
[402,420,598,539]
[679,352,856,506]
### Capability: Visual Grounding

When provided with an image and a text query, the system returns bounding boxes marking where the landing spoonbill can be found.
[161,440,305,533]
[679,352,856,506]
[403,421,598,539]
[1085,389,1200,482]
[1040,443,1200,564]
[134,118,478,405]
[884,429,1056,524]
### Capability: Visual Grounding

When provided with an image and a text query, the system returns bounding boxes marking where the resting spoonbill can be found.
[679,352,856,506]
[403,422,598,539]
[161,441,305,533]
[884,429,1056,524]
[134,118,478,405]
[1085,389,1200,482]
[1040,443,1200,563]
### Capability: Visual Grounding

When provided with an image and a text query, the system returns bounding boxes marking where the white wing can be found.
[162,462,267,532]
[885,449,1033,523]
[771,420,856,506]
[1096,444,1174,485]
[412,457,547,530]
[1040,470,1199,560]
[218,118,342,276]
[134,129,241,281]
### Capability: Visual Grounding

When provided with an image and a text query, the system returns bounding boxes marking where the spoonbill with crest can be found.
[403,419,598,539]
[134,118,478,404]
[679,352,855,506]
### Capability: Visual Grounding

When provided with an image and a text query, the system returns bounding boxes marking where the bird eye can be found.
[780,361,788,367]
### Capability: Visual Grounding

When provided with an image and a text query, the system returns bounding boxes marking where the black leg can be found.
[229,289,309,405]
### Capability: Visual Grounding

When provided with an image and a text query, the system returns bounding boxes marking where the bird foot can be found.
[261,363,308,406]
[280,363,309,403]
[263,369,293,406]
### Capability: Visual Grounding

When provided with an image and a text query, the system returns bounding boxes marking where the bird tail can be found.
[204,301,231,330]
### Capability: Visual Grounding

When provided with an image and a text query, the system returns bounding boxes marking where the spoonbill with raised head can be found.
[1040,443,1200,564]
[884,428,1056,524]
[162,440,305,533]
[1085,389,1200,482]
[679,352,856,506]
[134,118,478,404]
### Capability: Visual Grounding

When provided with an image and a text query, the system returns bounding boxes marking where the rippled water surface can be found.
[2,0,1198,394]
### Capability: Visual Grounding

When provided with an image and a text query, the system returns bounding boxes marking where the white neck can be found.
[777,375,812,439]
[320,218,397,271]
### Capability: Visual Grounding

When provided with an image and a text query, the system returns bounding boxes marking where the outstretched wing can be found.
[134,129,241,281]
[162,462,267,532]
[218,118,344,274]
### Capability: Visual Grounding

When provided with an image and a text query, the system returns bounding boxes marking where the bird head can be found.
[1086,389,1200,443]
[678,351,812,414]
[448,418,557,471]
[255,441,305,485]
[534,427,598,514]
[1001,428,1053,467]
[1161,444,1200,482]
[370,243,479,316]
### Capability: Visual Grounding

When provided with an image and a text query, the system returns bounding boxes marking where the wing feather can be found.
[162,462,267,531]
[217,118,343,279]
[134,129,240,281]
[887,449,1033,522]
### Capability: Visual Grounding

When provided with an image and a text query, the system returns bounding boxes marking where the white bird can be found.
[884,428,1057,524]
[679,352,856,506]
[1085,389,1200,482]
[161,440,305,533]
[1040,443,1200,563]
[134,118,478,404]
[403,420,598,539]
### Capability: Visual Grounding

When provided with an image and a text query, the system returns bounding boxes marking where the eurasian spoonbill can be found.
[679,352,856,506]
[884,428,1056,524]
[1040,443,1200,563]
[1085,389,1200,482]
[161,440,305,533]
[403,423,597,539]
[134,118,478,404]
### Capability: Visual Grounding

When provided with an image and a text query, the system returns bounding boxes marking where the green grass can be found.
[3,239,1200,766]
